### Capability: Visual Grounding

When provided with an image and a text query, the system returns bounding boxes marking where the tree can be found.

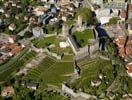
[76,8,97,25]
[24,31,33,38]
[109,17,117,25]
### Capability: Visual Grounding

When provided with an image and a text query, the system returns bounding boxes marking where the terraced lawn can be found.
[0,48,37,81]
[32,36,57,48]
[68,58,115,95]
[72,29,94,47]
[24,57,74,87]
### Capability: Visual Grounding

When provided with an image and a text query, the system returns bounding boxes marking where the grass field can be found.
[69,58,115,95]
[50,46,73,54]
[32,36,73,54]
[42,92,67,100]
[32,36,57,48]
[62,55,73,61]
[72,29,94,47]
[24,57,74,87]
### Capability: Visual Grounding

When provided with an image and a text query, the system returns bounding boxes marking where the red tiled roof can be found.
[114,38,126,47]
[5,44,18,49]
[128,4,132,12]
[126,62,132,73]
[120,10,127,18]
[10,46,22,55]
[118,47,126,57]
[126,46,132,55]
[1,86,15,96]
[127,40,132,45]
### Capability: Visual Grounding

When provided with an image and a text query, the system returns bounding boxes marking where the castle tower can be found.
[62,24,69,37]
[78,15,82,28]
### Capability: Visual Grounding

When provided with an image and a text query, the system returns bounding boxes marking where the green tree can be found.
[109,17,117,25]
[76,8,97,25]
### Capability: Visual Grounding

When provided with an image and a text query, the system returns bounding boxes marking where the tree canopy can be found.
[109,17,117,25]
[75,8,97,25]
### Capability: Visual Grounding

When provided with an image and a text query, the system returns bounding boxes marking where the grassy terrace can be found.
[32,36,73,54]
[32,36,57,48]
[0,49,37,81]
[62,55,73,61]
[68,58,115,95]
[40,92,67,100]
[23,57,74,88]
[50,46,73,54]
[72,29,94,47]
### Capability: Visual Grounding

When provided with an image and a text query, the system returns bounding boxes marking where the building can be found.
[127,19,132,35]
[8,23,16,31]
[27,82,39,90]
[32,26,45,37]
[42,15,52,25]
[91,79,101,87]
[91,0,103,5]
[33,6,48,16]
[126,62,132,77]
[120,9,127,21]
[95,8,112,25]
[77,15,83,28]
[62,24,69,37]
[1,86,15,97]
[104,0,127,10]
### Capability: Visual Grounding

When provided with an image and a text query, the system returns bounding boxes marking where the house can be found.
[1,86,15,97]
[123,95,132,100]
[120,9,127,21]
[118,47,126,58]
[41,0,48,2]
[91,79,101,87]
[33,6,48,16]
[0,8,4,13]
[32,26,45,37]
[90,0,103,5]
[107,91,115,100]
[59,41,70,48]
[95,8,112,25]
[128,4,132,19]
[106,24,126,38]
[127,19,132,35]
[49,0,57,4]
[42,15,52,25]
[27,82,39,90]
[20,80,26,86]
[114,37,126,48]
[7,44,22,56]
[8,23,16,31]
[51,7,57,13]
[104,0,127,10]
[126,62,132,77]
[8,35,17,44]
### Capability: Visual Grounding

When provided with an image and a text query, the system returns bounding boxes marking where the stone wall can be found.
[62,84,97,99]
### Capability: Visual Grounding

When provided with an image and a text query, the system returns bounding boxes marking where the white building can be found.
[62,24,69,37]
[126,62,132,77]
[78,15,82,28]
[95,8,112,24]
[91,0,103,5]
[32,27,44,37]
[8,23,16,31]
